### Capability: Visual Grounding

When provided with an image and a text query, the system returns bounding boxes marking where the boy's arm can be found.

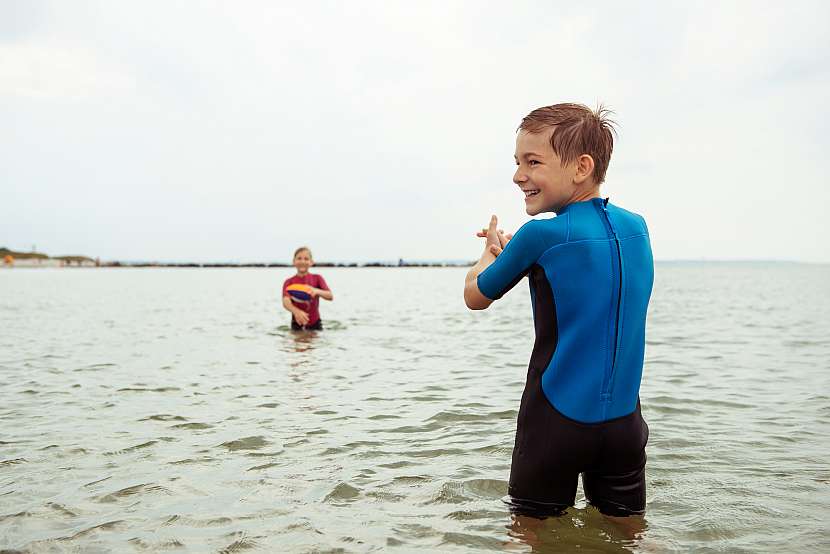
[465,256,496,310]
[466,215,547,310]
[464,215,509,310]
[282,295,310,324]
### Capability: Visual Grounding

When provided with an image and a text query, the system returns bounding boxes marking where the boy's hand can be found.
[475,215,512,257]
[293,309,310,326]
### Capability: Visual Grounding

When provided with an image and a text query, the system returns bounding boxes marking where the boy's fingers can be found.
[489,244,502,256]
[487,215,500,242]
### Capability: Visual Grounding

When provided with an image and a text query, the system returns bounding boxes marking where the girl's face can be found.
[293,250,313,274]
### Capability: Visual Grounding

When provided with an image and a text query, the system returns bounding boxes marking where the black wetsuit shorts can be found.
[507,378,649,518]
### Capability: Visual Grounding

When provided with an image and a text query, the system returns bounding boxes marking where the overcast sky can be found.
[2,1,828,263]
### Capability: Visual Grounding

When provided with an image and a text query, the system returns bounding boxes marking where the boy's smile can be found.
[513,130,581,216]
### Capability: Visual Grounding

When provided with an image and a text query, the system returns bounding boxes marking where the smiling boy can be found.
[464,103,654,518]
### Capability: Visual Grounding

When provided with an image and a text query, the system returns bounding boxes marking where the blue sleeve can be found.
[477,220,546,300]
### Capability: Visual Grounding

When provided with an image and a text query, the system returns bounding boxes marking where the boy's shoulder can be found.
[513,215,570,249]
[607,202,649,238]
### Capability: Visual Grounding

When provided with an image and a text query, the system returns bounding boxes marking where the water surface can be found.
[1,264,828,552]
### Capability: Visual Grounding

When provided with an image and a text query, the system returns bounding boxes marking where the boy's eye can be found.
[529,160,540,166]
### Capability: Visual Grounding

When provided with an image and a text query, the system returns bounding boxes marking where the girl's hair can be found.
[293,246,312,259]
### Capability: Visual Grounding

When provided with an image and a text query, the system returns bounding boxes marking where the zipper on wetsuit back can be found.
[601,200,624,403]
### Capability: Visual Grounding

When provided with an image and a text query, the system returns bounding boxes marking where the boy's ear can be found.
[573,154,595,185]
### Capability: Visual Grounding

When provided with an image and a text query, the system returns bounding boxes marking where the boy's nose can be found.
[513,168,527,185]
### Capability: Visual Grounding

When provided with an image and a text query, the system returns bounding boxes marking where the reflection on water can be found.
[1,265,829,552]
[506,510,648,553]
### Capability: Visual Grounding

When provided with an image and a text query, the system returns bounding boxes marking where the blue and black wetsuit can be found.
[478,198,653,517]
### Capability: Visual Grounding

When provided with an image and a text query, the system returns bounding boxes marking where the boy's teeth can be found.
[525,190,539,197]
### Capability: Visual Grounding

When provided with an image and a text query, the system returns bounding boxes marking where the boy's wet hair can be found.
[519,103,617,185]
[293,246,312,259]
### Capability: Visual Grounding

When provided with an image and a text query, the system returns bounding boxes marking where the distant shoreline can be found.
[100,261,475,268]
[3,260,825,270]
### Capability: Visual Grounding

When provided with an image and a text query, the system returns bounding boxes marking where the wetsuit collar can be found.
[556,197,607,215]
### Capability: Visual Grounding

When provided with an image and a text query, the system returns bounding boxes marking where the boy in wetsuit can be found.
[282,246,333,330]
[464,103,653,518]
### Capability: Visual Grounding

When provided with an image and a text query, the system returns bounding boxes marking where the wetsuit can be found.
[477,198,653,517]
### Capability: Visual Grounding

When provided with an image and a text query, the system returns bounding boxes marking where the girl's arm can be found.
[312,288,333,301]
[282,295,310,324]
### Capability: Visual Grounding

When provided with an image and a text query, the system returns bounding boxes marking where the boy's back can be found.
[478,198,653,424]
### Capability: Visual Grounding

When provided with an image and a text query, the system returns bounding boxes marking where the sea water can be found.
[1,264,828,552]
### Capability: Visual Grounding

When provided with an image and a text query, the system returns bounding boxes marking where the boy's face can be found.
[293,251,313,274]
[513,129,580,215]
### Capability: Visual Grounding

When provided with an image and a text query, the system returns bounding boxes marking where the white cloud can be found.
[0,42,136,99]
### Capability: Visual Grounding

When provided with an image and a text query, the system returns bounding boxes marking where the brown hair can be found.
[293,246,312,259]
[519,103,617,185]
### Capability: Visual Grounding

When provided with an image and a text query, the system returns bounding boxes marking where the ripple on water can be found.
[218,534,260,553]
[103,441,160,456]
[441,531,504,550]
[426,478,508,505]
[96,483,172,503]
[60,519,128,541]
[445,509,506,521]
[169,456,216,465]
[0,511,31,522]
[247,462,280,471]
[164,514,233,528]
[323,482,361,503]
[140,414,187,422]
[219,436,269,451]
[117,386,181,393]
[128,537,186,550]
[170,422,213,430]
[426,409,515,423]
[0,458,26,466]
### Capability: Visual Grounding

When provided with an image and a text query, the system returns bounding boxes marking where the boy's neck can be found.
[553,187,601,215]
[571,186,601,204]
[296,270,309,277]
